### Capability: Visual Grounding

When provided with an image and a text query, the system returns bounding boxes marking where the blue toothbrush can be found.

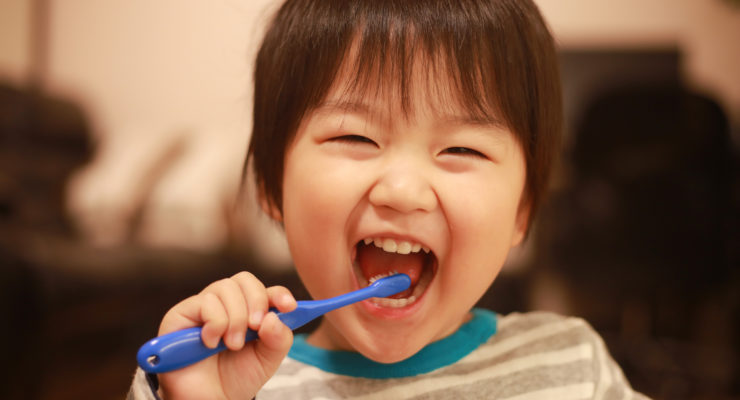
[137,273,411,373]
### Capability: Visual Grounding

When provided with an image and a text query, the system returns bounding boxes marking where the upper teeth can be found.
[363,238,430,255]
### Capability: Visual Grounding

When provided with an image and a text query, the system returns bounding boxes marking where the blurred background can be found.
[0,0,738,399]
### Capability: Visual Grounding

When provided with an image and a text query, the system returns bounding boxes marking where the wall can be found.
[537,0,740,131]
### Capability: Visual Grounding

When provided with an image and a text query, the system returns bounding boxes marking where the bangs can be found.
[333,7,504,126]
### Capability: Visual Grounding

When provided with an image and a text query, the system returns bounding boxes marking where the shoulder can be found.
[489,310,605,362]
[495,310,600,343]
[127,368,160,400]
[486,310,611,372]
[470,310,650,399]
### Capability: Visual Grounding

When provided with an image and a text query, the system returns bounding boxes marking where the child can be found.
[130,0,648,398]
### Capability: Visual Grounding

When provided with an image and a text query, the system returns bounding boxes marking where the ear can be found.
[510,200,531,247]
[259,193,283,223]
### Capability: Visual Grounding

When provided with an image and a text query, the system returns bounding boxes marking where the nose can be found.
[368,158,437,213]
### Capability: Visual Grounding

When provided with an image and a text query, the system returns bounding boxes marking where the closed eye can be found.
[328,134,378,146]
[441,147,487,159]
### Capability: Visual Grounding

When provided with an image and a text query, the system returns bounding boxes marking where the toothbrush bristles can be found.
[368,270,399,284]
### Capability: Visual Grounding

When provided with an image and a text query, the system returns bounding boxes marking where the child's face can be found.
[275,65,529,363]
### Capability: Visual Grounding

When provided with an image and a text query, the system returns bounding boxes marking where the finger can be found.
[159,295,205,335]
[231,271,269,331]
[254,312,293,376]
[266,286,297,313]
[199,292,229,348]
[202,278,249,351]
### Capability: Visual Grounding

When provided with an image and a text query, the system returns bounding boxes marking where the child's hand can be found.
[155,272,297,400]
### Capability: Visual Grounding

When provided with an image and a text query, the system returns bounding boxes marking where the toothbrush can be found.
[137,273,411,373]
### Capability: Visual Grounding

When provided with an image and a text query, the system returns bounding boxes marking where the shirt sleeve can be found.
[127,368,162,400]
[589,323,652,400]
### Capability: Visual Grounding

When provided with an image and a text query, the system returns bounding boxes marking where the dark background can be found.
[1,48,738,399]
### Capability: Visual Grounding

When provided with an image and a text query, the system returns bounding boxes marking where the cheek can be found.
[282,160,364,229]
[445,175,522,231]
[281,164,346,296]
[283,148,339,220]
[439,194,518,308]
[440,173,524,265]
[281,148,368,286]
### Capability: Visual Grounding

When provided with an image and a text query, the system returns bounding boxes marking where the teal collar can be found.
[287,308,497,379]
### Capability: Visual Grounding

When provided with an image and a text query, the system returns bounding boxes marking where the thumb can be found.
[254,311,293,376]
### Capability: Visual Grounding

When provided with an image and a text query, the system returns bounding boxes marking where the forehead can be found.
[317,39,504,127]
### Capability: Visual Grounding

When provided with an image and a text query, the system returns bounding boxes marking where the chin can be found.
[359,343,420,364]
[349,325,429,364]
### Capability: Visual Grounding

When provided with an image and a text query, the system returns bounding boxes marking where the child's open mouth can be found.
[353,238,437,309]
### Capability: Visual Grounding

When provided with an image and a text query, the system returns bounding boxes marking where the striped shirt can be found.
[129,309,649,399]
[257,310,648,399]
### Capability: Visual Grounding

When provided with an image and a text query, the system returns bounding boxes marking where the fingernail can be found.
[250,311,264,326]
[230,331,244,346]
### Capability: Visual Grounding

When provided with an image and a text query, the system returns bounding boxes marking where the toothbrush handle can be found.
[136,327,253,373]
[138,314,271,374]
[137,299,344,373]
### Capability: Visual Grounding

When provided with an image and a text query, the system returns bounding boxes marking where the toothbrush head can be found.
[369,273,411,298]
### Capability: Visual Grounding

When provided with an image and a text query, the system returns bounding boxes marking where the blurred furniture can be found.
[535,50,738,398]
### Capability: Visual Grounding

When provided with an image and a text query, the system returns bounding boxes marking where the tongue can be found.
[357,244,424,288]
